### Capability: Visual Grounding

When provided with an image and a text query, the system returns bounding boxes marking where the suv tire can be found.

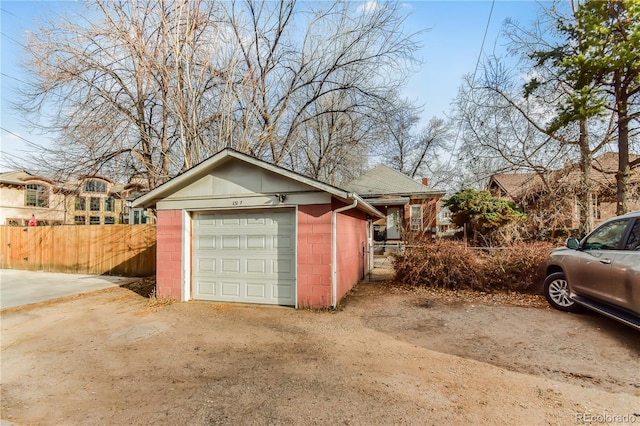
[544,272,581,312]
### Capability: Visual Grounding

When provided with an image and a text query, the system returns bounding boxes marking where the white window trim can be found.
[410,204,422,231]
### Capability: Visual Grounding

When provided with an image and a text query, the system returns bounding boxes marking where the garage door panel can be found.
[197,280,216,296]
[247,235,266,249]
[196,258,216,273]
[273,283,294,299]
[221,259,241,273]
[273,259,293,274]
[246,283,266,298]
[221,281,241,297]
[222,235,241,249]
[193,209,296,305]
[222,217,240,226]
[274,235,293,249]
[272,211,295,225]
[246,259,266,274]
[197,235,216,249]
[246,215,266,225]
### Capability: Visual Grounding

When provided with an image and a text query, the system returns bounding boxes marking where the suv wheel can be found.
[544,272,580,312]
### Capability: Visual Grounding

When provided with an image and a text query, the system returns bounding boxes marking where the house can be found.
[0,170,149,226]
[133,148,383,309]
[343,164,445,247]
[488,152,640,231]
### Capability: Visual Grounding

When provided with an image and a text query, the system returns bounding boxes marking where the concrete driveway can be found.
[0,269,139,309]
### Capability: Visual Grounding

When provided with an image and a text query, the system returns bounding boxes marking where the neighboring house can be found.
[488,152,640,231]
[133,148,383,309]
[343,164,446,245]
[0,170,150,226]
[436,206,459,237]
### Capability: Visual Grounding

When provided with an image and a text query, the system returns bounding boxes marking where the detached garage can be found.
[133,148,383,309]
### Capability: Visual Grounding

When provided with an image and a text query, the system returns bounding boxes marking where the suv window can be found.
[582,219,630,250]
[625,219,640,250]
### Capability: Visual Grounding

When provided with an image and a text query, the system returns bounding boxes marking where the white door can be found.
[192,209,296,305]
[387,207,401,239]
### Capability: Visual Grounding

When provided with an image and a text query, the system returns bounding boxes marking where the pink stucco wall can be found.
[156,209,183,300]
[297,204,332,308]
[335,207,369,303]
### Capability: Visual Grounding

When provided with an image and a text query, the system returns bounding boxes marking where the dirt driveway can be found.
[1,280,638,425]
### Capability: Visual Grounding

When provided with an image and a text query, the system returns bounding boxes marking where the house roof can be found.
[0,170,33,185]
[132,148,384,218]
[343,164,445,198]
[0,170,137,196]
[488,152,640,200]
[488,173,542,199]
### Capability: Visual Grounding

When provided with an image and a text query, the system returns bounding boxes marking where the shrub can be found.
[393,240,555,293]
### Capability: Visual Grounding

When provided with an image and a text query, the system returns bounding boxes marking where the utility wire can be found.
[0,126,47,148]
[446,0,496,170]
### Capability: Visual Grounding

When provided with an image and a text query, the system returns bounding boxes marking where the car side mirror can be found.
[566,238,580,250]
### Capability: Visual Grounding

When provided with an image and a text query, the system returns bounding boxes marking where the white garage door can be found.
[192,209,296,305]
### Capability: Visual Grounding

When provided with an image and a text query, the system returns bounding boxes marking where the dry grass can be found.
[147,288,174,308]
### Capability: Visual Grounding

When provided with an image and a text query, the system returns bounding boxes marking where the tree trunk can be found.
[578,118,594,235]
[615,77,630,216]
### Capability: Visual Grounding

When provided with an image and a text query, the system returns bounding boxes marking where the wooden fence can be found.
[0,225,156,276]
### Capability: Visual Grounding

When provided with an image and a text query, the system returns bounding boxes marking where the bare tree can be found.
[453,1,621,235]
[18,0,231,187]
[373,94,450,187]
[17,0,422,188]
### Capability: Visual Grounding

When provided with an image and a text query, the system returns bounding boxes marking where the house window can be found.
[75,197,86,211]
[131,208,148,224]
[89,216,101,225]
[85,180,106,193]
[592,194,601,220]
[104,197,115,212]
[121,206,130,224]
[74,216,86,225]
[25,184,49,207]
[104,216,115,225]
[7,218,23,226]
[90,197,101,211]
[410,204,422,231]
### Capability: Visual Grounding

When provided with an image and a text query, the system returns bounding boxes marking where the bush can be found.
[393,240,555,293]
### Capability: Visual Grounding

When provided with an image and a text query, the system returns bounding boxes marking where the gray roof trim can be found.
[366,197,411,206]
[351,193,385,218]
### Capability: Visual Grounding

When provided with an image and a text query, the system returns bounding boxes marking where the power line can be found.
[446,0,496,170]
[0,126,47,148]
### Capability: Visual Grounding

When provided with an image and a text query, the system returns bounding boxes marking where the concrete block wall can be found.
[156,210,183,300]
[335,208,368,303]
[297,204,332,308]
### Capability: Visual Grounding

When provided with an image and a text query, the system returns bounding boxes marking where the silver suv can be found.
[544,210,640,330]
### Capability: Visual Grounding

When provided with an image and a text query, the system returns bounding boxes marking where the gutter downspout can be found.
[332,197,358,308]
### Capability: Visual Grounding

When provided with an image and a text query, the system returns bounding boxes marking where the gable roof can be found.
[488,152,640,200]
[132,148,383,217]
[488,173,542,200]
[343,164,444,197]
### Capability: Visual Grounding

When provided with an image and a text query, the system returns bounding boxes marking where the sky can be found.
[0,0,545,172]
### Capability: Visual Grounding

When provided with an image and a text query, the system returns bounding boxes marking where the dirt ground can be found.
[1,279,638,425]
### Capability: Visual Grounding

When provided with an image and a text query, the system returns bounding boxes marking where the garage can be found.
[192,209,296,305]
[133,148,383,309]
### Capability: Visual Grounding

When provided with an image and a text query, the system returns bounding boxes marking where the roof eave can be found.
[350,193,385,218]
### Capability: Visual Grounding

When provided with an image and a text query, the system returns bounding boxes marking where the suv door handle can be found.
[600,258,612,264]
